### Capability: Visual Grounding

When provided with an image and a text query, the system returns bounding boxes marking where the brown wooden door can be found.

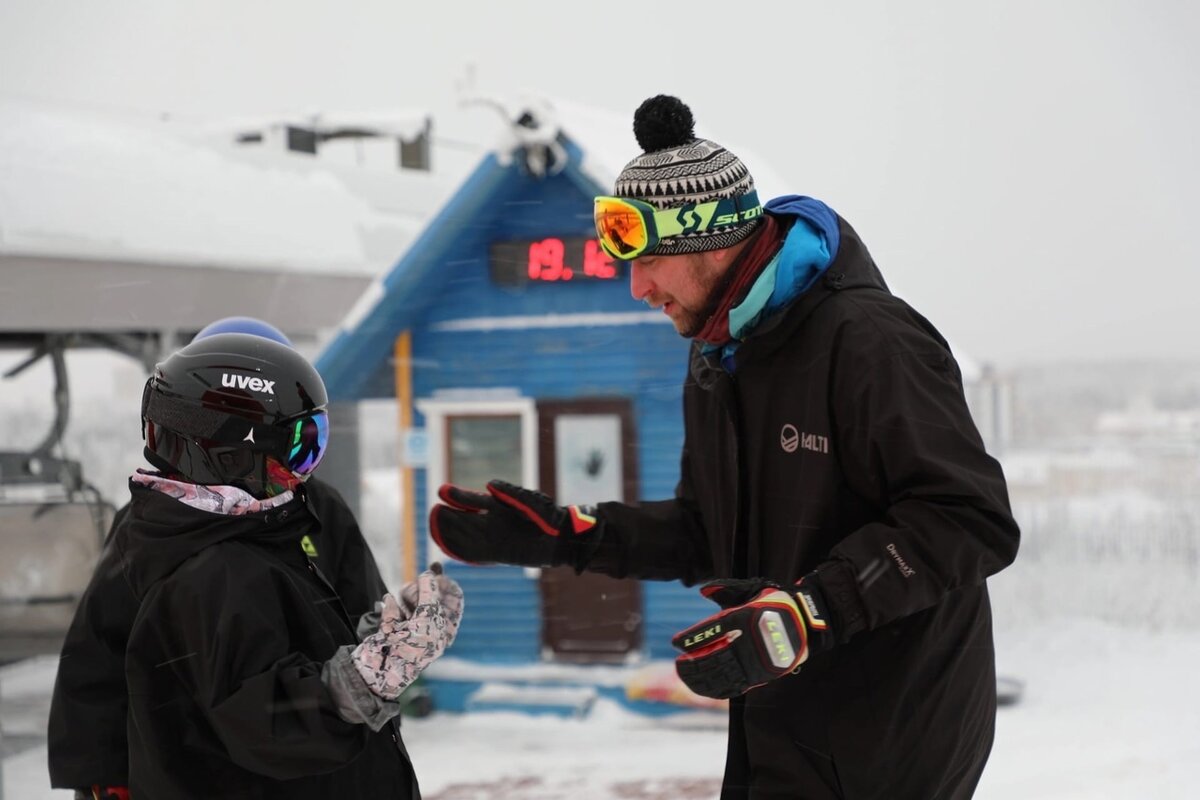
[537,398,643,663]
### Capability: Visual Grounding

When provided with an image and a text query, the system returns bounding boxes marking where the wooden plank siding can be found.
[323,150,715,662]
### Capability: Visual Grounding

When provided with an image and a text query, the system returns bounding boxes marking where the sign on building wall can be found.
[400,427,429,467]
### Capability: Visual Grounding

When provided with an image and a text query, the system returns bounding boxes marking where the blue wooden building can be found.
[316,100,789,693]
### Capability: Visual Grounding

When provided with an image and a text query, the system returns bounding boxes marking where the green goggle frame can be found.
[593,190,763,260]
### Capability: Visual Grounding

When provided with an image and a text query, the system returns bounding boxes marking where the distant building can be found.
[1096,399,1200,442]
[963,362,1015,455]
[0,99,465,351]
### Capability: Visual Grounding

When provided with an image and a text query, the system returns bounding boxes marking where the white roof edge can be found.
[0,99,459,275]
[205,109,432,140]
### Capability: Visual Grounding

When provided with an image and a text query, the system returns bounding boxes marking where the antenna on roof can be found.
[461,89,566,179]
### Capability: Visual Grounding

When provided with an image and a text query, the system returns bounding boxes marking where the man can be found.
[48,320,419,799]
[430,96,1019,799]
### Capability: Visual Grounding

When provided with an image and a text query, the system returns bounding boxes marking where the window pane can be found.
[554,414,622,505]
[447,415,522,490]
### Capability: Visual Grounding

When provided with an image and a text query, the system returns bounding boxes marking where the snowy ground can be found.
[4,615,1199,799]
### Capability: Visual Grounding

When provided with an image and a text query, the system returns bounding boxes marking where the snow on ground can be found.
[404,702,726,800]
[979,617,1200,800]
[5,616,1199,799]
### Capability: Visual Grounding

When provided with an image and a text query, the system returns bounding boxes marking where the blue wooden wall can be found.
[337,155,713,661]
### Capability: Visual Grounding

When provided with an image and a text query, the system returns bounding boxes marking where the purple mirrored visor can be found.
[286,411,329,476]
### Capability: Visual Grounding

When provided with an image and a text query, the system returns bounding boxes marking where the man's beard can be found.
[679,256,744,339]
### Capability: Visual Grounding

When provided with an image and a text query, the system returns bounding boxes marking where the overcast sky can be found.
[2,0,1197,366]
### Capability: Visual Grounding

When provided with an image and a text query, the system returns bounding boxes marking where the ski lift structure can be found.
[0,334,133,662]
[0,99,461,663]
[0,318,364,664]
[0,293,364,664]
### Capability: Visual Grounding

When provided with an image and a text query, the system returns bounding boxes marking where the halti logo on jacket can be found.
[781,425,800,452]
[781,424,829,455]
[221,373,275,395]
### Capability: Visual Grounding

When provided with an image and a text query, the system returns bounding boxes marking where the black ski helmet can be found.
[141,333,329,495]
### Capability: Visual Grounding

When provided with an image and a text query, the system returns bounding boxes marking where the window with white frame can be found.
[416,395,538,563]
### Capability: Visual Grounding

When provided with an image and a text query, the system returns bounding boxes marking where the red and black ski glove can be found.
[429,480,603,571]
[672,574,833,700]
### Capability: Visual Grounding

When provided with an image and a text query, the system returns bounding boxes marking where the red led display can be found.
[490,237,623,286]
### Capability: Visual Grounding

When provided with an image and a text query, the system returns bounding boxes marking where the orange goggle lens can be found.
[593,197,653,260]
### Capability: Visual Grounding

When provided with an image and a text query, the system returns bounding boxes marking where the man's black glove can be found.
[429,480,603,570]
[671,574,833,699]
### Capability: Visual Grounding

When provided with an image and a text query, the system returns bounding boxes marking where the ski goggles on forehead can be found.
[593,191,762,260]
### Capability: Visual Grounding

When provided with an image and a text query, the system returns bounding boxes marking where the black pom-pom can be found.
[633,95,695,153]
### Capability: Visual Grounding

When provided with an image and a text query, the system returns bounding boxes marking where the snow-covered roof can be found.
[206,109,432,142]
[0,100,461,274]
[474,94,793,202]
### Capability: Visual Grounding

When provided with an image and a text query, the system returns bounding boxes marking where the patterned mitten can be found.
[351,566,464,699]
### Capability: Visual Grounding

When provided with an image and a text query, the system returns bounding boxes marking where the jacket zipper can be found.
[305,559,357,636]
[718,371,749,578]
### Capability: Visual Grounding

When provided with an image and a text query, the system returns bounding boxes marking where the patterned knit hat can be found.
[614,95,761,256]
